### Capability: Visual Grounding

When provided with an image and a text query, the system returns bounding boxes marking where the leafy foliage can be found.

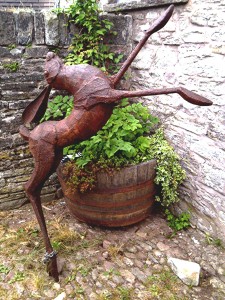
[205,233,224,248]
[165,209,190,233]
[60,99,186,207]
[3,61,20,72]
[0,265,10,275]
[40,95,73,122]
[68,99,159,167]
[55,0,123,72]
[147,129,186,207]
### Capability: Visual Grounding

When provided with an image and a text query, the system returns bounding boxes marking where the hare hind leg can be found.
[24,138,63,282]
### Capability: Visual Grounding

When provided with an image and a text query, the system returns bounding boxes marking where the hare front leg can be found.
[108,87,213,107]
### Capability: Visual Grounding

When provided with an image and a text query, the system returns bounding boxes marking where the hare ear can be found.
[22,85,52,125]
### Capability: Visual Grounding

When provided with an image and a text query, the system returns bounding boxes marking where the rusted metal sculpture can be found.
[19,5,212,281]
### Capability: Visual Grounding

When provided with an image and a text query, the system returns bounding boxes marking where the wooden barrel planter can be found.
[57,159,157,227]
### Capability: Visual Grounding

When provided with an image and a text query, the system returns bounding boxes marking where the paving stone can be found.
[136,231,148,238]
[124,252,136,259]
[64,284,74,296]
[104,261,115,271]
[103,240,111,249]
[123,257,134,266]
[112,275,124,285]
[153,250,162,257]
[120,269,135,284]
[125,245,138,253]
[131,267,146,283]
[134,259,144,269]
[157,241,170,251]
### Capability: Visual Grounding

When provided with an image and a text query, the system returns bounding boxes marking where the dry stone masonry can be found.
[103,0,225,242]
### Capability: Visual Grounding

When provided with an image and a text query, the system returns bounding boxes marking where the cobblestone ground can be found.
[0,200,225,300]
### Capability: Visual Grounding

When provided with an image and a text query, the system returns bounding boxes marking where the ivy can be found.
[55,0,122,72]
[146,128,186,207]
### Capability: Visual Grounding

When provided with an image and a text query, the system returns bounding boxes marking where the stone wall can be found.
[0,0,55,10]
[0,8,132,210]
[104,0,225,241]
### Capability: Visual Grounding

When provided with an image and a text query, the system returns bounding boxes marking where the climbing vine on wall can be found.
[55,0,122,72]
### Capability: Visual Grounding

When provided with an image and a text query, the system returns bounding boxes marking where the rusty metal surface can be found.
[19,4,213,281]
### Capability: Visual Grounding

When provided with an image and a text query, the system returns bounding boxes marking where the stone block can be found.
[67,23,79,44]
[10,47,25,57]
[59,13,69,46]
[168,257,201,286]
[182,28,208,44]
[200,164,225,195]
[34,12,45,45]
[0,47,12,58]
[25,46,49,58]
[43,10,59,46]
[103,0,188,13]
[16,11,34,45]
[102,14,132,45]
[0,11,16,46]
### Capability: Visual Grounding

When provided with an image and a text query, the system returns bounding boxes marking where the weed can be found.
[205,233,224,248]
[0,264,10,275]
[107,243,124,259]
[9,271,25,283]
[66,271,77,283]
[117,286,133,300]
[0,221,41,257]
[3,61,20,72]
[30,273,46,290]
[0,151,11,160]
[103,268,121,277]
[165,209,190,235]
[97,286,133,300]
[51,226,81,252]
[52,240,63,251]
[0,289,20,300]
[97,290,112,300]
[51,47,60,55]
[26,42,32,48]
[145,270,188,299]
[7,44,16,50]
[76,286,85,295]
[78,265,92,277]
